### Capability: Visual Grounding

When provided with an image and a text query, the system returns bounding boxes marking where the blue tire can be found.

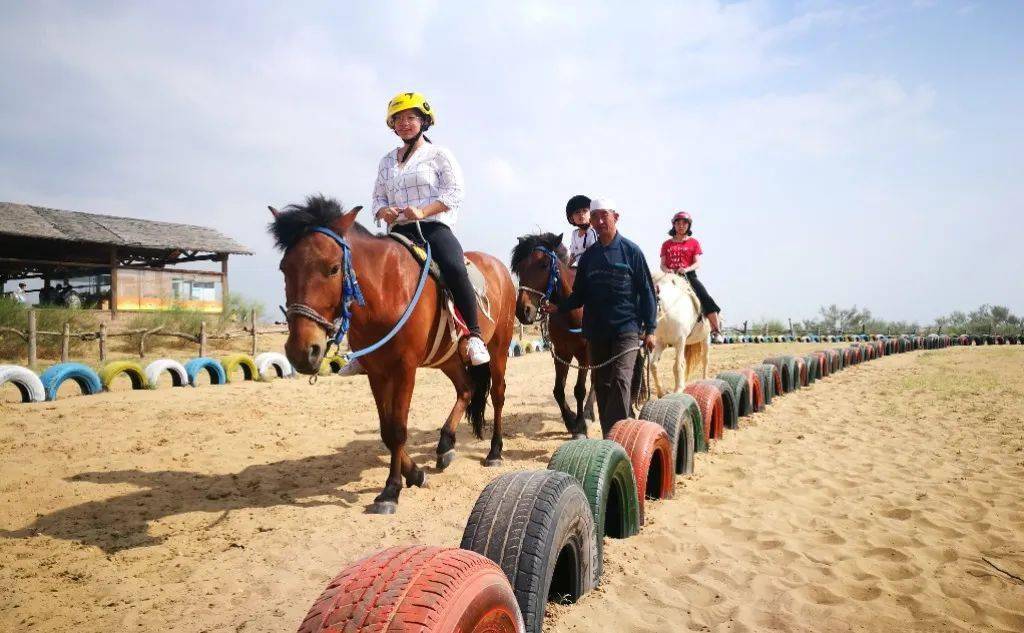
[38,362,103,401]
[184,357,227,386]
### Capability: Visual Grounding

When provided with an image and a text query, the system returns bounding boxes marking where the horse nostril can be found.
[308,343,322,365]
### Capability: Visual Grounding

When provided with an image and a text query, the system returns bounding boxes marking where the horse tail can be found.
[467,361,491,439]
[684,336,709,382]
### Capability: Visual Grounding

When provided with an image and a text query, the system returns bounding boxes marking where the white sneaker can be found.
[466,336,491,366]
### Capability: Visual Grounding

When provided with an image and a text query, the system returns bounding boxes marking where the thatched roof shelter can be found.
[1,201,251,314]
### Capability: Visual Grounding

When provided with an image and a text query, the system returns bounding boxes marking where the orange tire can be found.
[298,545,524,633]
[607,419,674,525]
[737,368,765,412]
[684,381,726,441]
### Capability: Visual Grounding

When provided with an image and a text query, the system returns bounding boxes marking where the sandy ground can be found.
[1,342,1022,632]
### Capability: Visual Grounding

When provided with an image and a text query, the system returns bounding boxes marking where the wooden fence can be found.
[0,309,288,368]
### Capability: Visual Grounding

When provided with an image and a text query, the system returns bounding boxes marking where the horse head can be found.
[268,194,363,375]
[510,232,566,324]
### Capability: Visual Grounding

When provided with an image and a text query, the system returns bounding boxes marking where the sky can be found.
[1,0,1021,326]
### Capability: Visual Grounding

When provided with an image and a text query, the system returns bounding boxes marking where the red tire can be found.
[813,352,829,378]
[607,419,674,525]
[298,545,524,633]
[737,368,765,412]
[684,382,725,442]
[793,356,808,386]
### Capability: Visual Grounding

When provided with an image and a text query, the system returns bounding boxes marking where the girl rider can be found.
[660,211,722,335]
[372,91,490,366]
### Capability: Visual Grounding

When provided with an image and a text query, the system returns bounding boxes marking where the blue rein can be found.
[299,225,432,362]
[534,246,582,335]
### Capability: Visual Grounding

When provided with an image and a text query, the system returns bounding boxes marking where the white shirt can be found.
[568,226,598,265]
[371,144,465,228]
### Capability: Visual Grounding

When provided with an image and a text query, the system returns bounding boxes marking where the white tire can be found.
[255,352,294,380]
[0,364,46,403]
[144,359,189,388]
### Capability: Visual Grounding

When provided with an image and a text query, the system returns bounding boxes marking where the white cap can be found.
[589,198,617,212]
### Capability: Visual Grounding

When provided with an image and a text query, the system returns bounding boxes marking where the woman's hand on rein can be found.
[400,205,425,221]
[375,207,400,224]
[541,303,559,314]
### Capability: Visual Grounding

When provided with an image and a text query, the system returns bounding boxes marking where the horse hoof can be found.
[367,501,398,515]
[436,449,457,471]
[406,470,428,488]
[482,457,503,467]
[571,432,587,441]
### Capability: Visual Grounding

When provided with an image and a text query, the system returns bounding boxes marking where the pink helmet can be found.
[672,211,692,223]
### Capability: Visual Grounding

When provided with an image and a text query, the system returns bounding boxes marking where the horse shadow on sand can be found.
[1,411,557,553]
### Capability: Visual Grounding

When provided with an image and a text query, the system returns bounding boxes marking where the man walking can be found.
[544,198,658,436]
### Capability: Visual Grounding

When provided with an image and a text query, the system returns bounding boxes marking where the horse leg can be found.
[650,344,666,398]
[552,356,575,432]
[436,364,473,471]
[673,344,687,393]
[571,366,589,439]
[367,367,423,515]
[484,346,508,466]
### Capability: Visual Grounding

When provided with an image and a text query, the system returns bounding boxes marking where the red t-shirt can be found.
[660,237,702,271]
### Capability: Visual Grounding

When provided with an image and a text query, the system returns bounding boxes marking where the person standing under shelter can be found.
[543,198,658,436]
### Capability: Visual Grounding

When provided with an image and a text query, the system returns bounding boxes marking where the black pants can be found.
[392,222,481,337]
[685,271,720,315]
[590,331,640,437]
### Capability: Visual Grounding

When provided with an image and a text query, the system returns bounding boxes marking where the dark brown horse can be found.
[511,233,592,437]
[270,195,516,514]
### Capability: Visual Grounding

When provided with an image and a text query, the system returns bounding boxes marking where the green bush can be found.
[0,297,98,360]
[122,293,267,350]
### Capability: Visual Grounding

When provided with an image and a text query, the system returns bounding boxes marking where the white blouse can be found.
[371,144,465,228]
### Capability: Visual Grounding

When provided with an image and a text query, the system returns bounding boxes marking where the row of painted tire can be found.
[0,352,297,403]
[508,339,549,356]
[718,333,1021,345]
[296,339,914,633]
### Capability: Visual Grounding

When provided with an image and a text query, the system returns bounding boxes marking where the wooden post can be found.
[61,322,70,362]
[109,247,118,319]
[27,308,37,369]
[99,323,107,362]
[199,321,207,357]
[138,331,146,358]
[250,308,258,356]
[221,255,229,315]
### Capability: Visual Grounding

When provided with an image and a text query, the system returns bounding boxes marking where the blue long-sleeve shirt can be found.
[557,232,658,340]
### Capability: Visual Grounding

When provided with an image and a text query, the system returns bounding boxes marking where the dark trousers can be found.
[393,222,481,337]
[590,331,640,437]
[685,271,720,315]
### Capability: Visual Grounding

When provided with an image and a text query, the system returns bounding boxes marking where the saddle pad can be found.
[388,232,488,302]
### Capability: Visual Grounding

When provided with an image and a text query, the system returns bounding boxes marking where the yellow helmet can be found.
[386,91,435,128]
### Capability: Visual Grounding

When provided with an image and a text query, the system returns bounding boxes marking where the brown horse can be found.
[511,233,592,438]
[270,195,516,514]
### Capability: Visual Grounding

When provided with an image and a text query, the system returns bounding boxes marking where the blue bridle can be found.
[518,246,582,334]
[283,225,432,362]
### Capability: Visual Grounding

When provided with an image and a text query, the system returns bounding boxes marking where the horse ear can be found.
[335,205,362,233]
[268,205,280,218]
[556,233,563,243]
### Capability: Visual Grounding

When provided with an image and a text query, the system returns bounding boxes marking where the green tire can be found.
[98,360,148,390]
[547,440,640,579]
[638,396,696,474]
[659,392,706,453]
[716,371,752,417]
[219,354,258,382]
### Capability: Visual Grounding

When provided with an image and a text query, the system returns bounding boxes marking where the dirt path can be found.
[1,345,1021,632]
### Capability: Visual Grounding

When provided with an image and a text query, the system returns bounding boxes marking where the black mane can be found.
[268,194,372,250]
[510,232,567,273]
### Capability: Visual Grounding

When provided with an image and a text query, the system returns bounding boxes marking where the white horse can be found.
[650,271,711,396]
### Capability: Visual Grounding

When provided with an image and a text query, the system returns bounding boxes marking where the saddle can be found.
[388,232,493,368]
[388,232,489,307]
[656,273,703,323]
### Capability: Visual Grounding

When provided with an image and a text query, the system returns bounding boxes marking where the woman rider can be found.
[660,211,722,334]
[372,91,490,366]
